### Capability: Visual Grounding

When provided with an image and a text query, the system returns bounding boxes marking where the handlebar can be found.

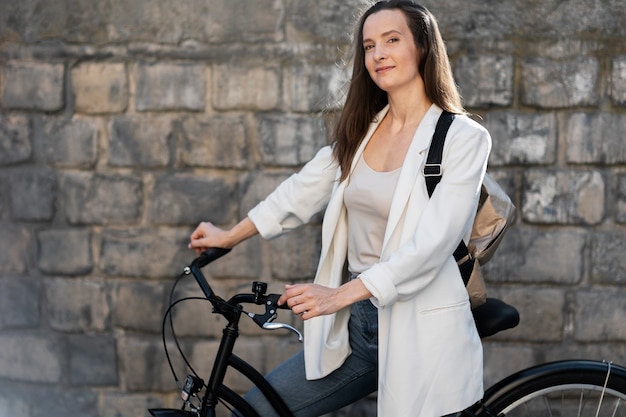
[183,248,302,342]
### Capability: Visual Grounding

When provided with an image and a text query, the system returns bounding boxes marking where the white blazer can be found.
[248,104,491,417]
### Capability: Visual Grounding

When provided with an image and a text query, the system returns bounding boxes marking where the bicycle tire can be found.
[473,360,626,417]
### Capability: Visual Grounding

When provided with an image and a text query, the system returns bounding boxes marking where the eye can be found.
[363,44,374,51]
[387,37,399,44]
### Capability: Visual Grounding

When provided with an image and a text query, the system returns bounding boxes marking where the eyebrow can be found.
[362,29,403,44]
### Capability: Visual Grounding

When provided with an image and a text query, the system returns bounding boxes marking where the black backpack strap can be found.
[424,111,472,276]
[424,111,454,197]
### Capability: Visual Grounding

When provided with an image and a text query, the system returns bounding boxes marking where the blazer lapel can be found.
[382,105,443,249]
[319,106,390,260]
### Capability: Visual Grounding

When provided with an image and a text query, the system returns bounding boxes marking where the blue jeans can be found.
[240,298,379,417]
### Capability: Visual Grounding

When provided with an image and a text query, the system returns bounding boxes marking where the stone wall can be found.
[1,0,626,416]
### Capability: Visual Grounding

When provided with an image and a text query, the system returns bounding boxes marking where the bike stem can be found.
[201,317,241,416]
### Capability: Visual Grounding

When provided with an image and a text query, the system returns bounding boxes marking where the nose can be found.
[373,44,387,61]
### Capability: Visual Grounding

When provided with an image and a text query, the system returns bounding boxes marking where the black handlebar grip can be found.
[192,247,231,268]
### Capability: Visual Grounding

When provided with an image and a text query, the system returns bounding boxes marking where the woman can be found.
[189,1,490,416]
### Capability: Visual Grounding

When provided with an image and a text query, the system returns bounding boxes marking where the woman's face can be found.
[362,9,421,94]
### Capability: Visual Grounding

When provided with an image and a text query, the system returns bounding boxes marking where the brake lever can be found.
[247,293,303,342]
[263,322,303,342]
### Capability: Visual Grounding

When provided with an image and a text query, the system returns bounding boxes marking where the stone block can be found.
[482,343,536,388]
[135,63,205,111]
[177,115,249,169]
[0,392,30,417]
[0,114,31,165]
[484,227,586,285]
[522,170,605,224]
[150,173,235,225]
[68,334,118,385]
[544,343,626,364]
[0,334,63,383]
[617,174,626,224]
[212,64,280,110]
[100,392,165,417]
[45,278,109,332]
[286,0,362,43]
[34,116,98,167]
[1,61,64,111]
[284,63,346,112]
[30,387,98,417]
[111,280,166,332]
[590,230,626,285]
[37,229,93,275]
[0,276,40,329]
[100,228,190,278]
[205,0,284,43]
[206,238,263,280]
[566,113,626,164]
[485,111,557,166]
[9,170,56,221]
[455,55,513,108]
[488,287,565,343]
[257,114,329,166]
[240,171,292,218]
[269,224,322,280]
[521,57,599,108]
[108,116,172,167]
[72,62,128,114]
[575,289,626,341]
[611,55,626,106]
[118,336,195,391]
[62,172,142,224]
[0,226,32,274]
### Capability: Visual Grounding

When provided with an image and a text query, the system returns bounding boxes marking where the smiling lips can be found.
[376,65,395,73]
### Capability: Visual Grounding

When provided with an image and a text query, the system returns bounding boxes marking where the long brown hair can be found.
[333,0,465,182]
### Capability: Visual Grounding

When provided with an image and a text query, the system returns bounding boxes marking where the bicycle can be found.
[149,248,626,417]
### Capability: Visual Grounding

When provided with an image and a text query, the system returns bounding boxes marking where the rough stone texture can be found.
[108,116,172,167]
[37,229,93,275]
[522,170,605,224]
[1,61,65,111]
[72,62,129,114]
[33,116,98,167]
[44,278,109,332]
[150,173,235,225]
[618,174,626,224]
[177,115,250,169]
[566,113,626,164]
[258,113,329,166]
[135,63,206,112]
[2,1,626,416]
[454,55,514,108]
[485,111,557,166]
[522,57,599,108]
[9,170,57,221]
[62,172,143,224]
[0,114,32,165]
[612,55,626,105]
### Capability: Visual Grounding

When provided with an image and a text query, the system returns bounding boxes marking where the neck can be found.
[385,80,432,129]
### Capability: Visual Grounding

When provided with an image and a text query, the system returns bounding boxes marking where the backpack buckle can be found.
[423,163,442,177]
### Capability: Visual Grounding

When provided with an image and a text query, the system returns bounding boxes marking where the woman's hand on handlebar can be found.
[188,218,259,254]
[189,222,232,254]
[278,279,372,321]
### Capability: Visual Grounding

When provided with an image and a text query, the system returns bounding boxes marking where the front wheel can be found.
[472,360,626,417]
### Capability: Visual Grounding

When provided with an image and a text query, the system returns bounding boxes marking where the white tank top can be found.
[344,155,401,273]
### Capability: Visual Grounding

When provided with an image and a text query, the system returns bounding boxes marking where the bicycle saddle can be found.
[472,298,520,338]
